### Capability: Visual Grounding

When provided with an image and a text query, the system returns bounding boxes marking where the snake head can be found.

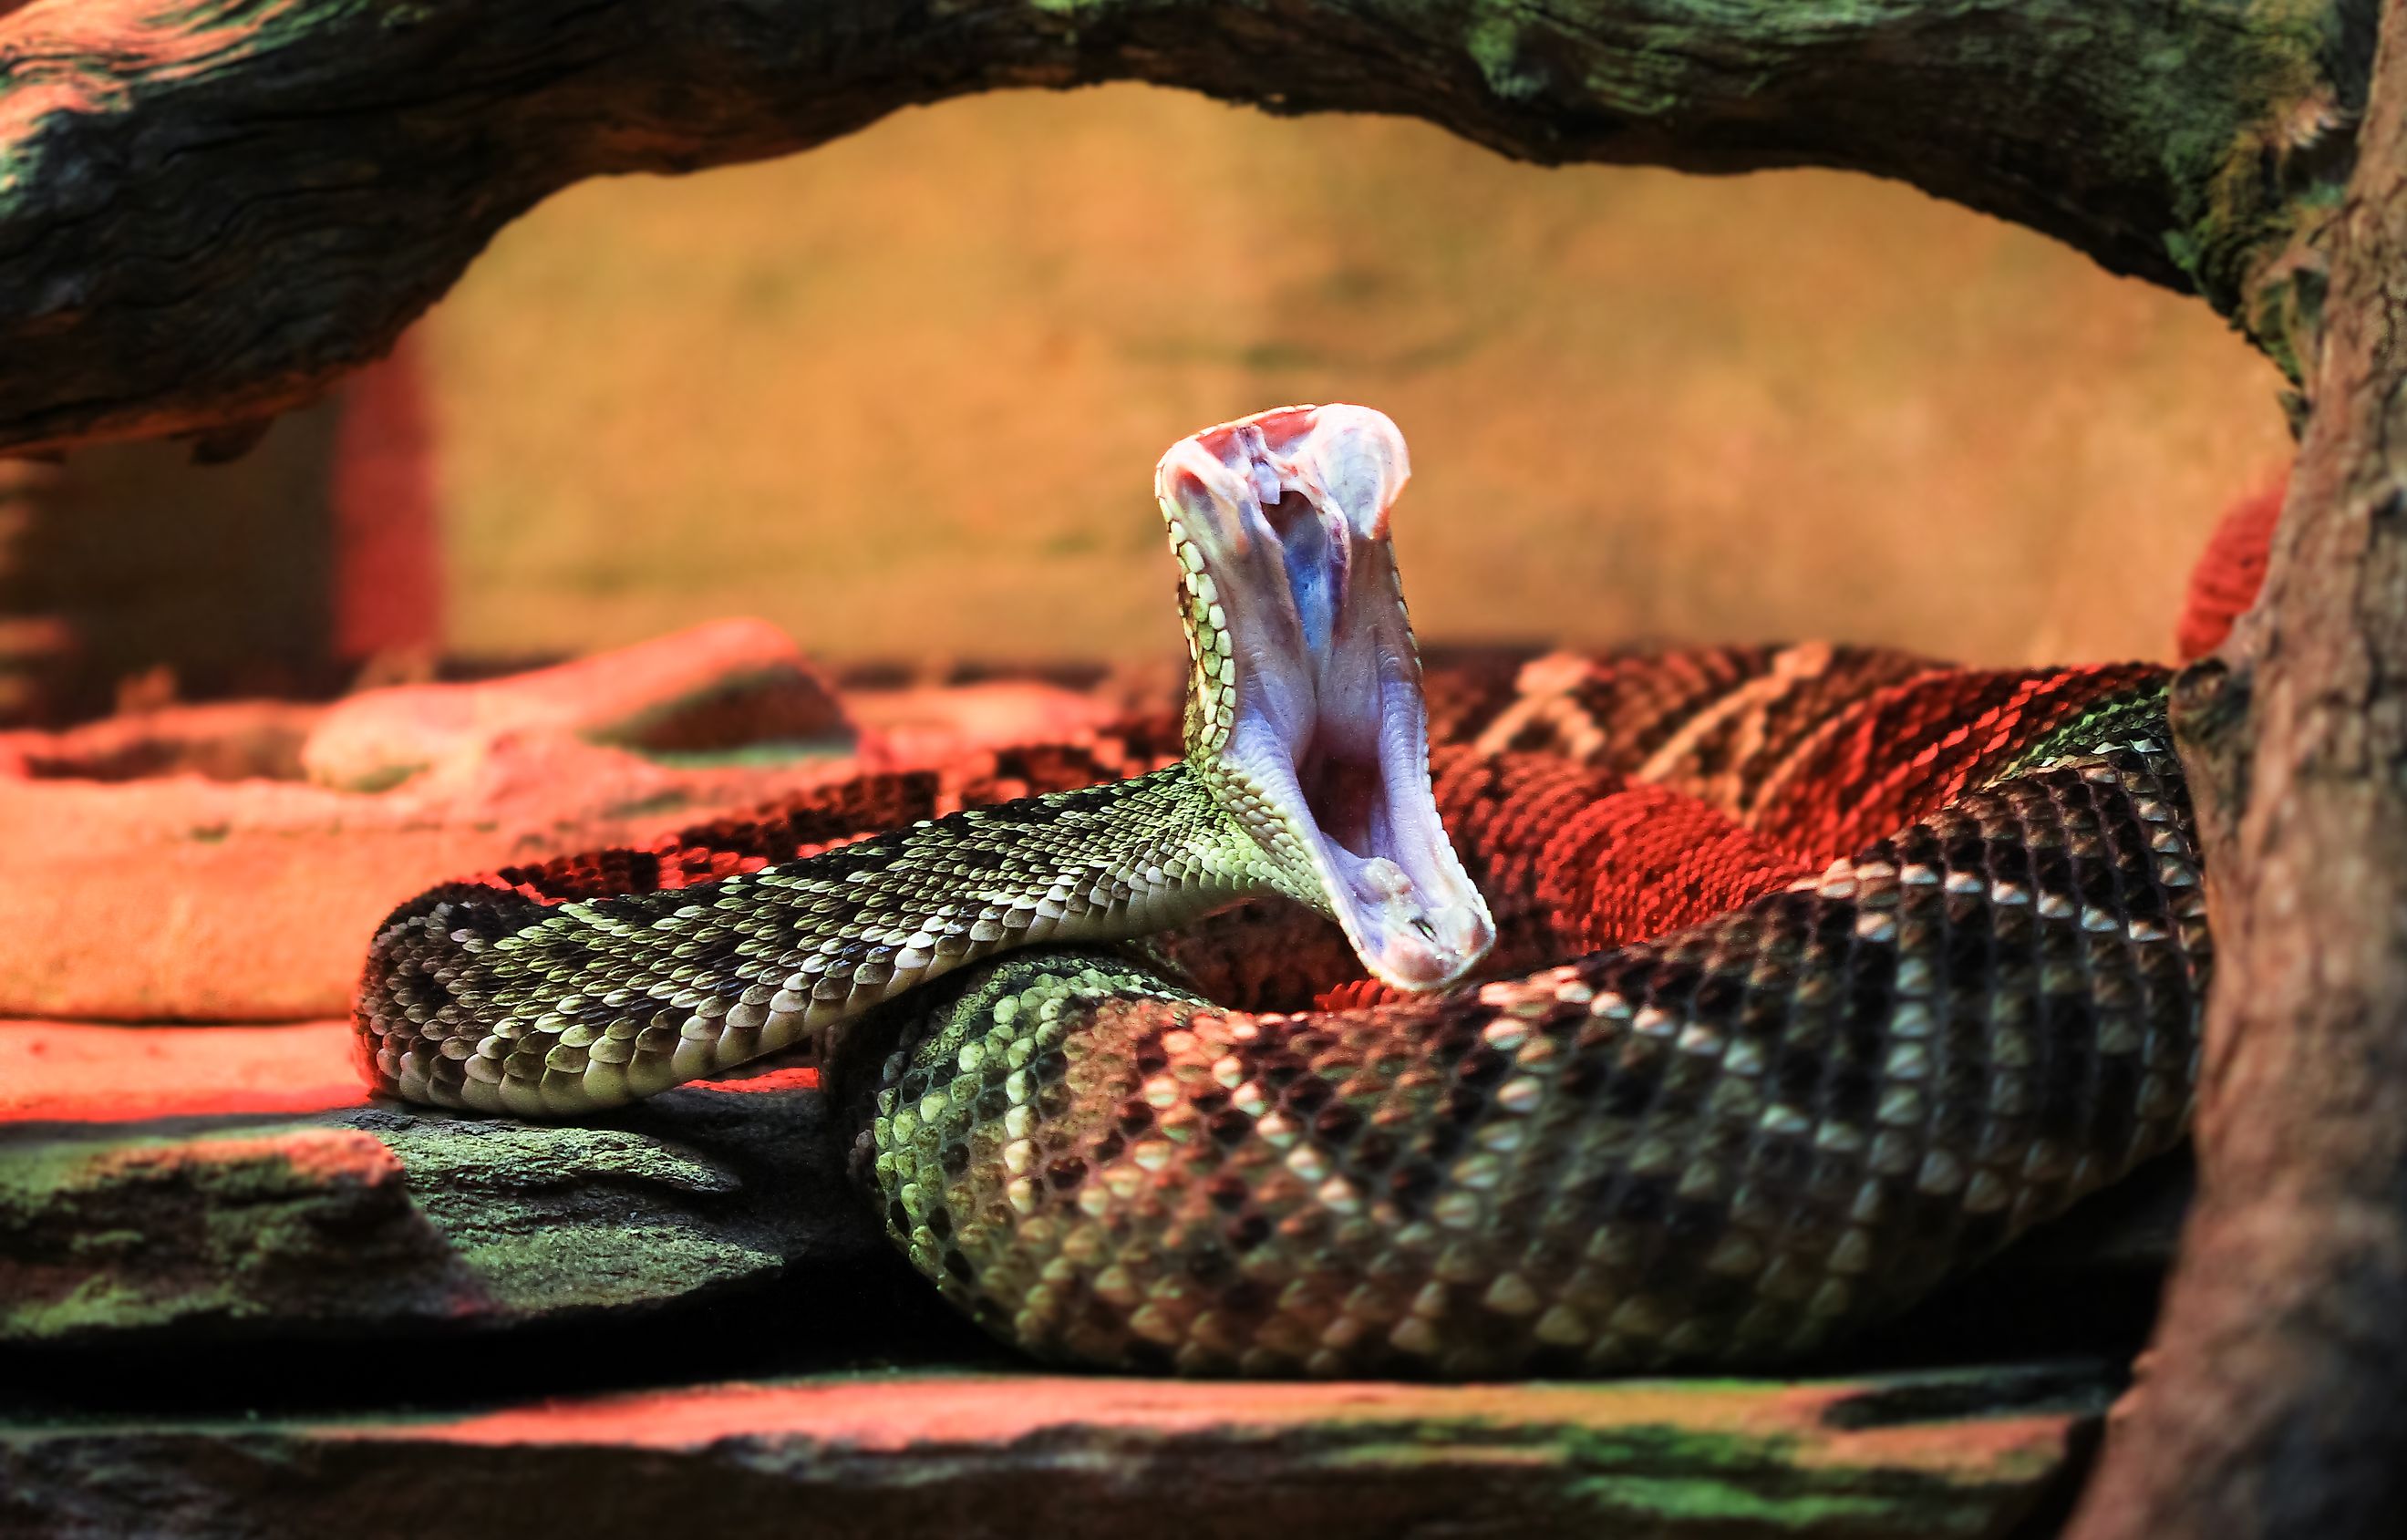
[1156,404,1495,992]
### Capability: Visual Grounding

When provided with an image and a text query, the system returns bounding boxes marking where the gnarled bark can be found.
[2072,3,2407,1531]
[0,0,2351,456]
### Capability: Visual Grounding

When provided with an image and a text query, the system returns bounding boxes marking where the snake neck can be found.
[355,763,1287,1116]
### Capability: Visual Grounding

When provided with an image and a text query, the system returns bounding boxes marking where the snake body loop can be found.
[357,766,1282,1115]
[856,712,2199,1376]
[355,406,2205,1377]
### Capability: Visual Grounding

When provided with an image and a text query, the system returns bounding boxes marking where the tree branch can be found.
[0,0,2354,456]
[2074,3,2407,1532]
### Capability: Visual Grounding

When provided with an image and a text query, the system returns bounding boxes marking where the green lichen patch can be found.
[0,1090,878,1346]
[0,1128,465,1342]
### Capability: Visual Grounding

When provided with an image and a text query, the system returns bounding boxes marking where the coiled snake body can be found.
[357,406,2205,1377]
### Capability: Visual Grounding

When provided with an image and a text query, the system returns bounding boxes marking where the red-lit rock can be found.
[298,617,850,792]
[0,623,872,1020]
[0,1364,2112,1539]
[0,628,1197,1023]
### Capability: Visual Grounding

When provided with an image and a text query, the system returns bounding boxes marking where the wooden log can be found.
[0,0,2344,457]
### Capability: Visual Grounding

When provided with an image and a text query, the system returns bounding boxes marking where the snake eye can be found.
[1410,916,1437,941]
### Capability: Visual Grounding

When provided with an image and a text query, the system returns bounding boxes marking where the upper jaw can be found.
[1156,404,1495,992]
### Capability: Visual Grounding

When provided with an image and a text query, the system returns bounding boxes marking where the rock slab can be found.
[0,1019,882,1347]
[1,1365,2106,1540]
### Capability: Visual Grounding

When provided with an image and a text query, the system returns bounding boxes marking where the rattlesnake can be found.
[356,405,2205,1377]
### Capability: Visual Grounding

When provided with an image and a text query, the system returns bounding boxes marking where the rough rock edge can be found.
[0,1077,883,1348]
[0,1365,2109,1540]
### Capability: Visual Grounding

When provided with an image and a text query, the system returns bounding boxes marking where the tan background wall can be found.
[27,82,2300,713]
[427,87,2292,670]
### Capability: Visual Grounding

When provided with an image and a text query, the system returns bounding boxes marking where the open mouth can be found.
[1156,405,1494,992]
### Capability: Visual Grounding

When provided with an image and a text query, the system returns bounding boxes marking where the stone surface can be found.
[0,629,1170,1022]
[0,622,863,1020]
[296,616,848,791]
[0,1019,883,1348]
[0,1364,2110,1540]
[844,676,1162,767]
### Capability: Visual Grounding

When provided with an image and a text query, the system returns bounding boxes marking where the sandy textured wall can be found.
[426,84,2290,671]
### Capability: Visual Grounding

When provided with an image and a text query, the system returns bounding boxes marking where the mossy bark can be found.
[2071,3,2407,1532]
[0,0,2356,456]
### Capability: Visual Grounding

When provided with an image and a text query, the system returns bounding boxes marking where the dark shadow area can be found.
[1841,1150,2188,1376]
[0,408,343,723]
[0,1248,1004,1425]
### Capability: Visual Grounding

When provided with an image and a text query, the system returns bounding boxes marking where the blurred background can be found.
[0,85,2293,723]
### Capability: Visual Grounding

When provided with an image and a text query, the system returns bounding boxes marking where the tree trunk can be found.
[2071,4,2407,1530]
[6,2,2407,1535]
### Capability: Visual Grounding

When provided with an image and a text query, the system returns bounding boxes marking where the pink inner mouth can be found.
[1159,405,1494,992]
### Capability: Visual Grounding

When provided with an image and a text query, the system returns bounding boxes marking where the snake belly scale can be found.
[356,405,2206,1378]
